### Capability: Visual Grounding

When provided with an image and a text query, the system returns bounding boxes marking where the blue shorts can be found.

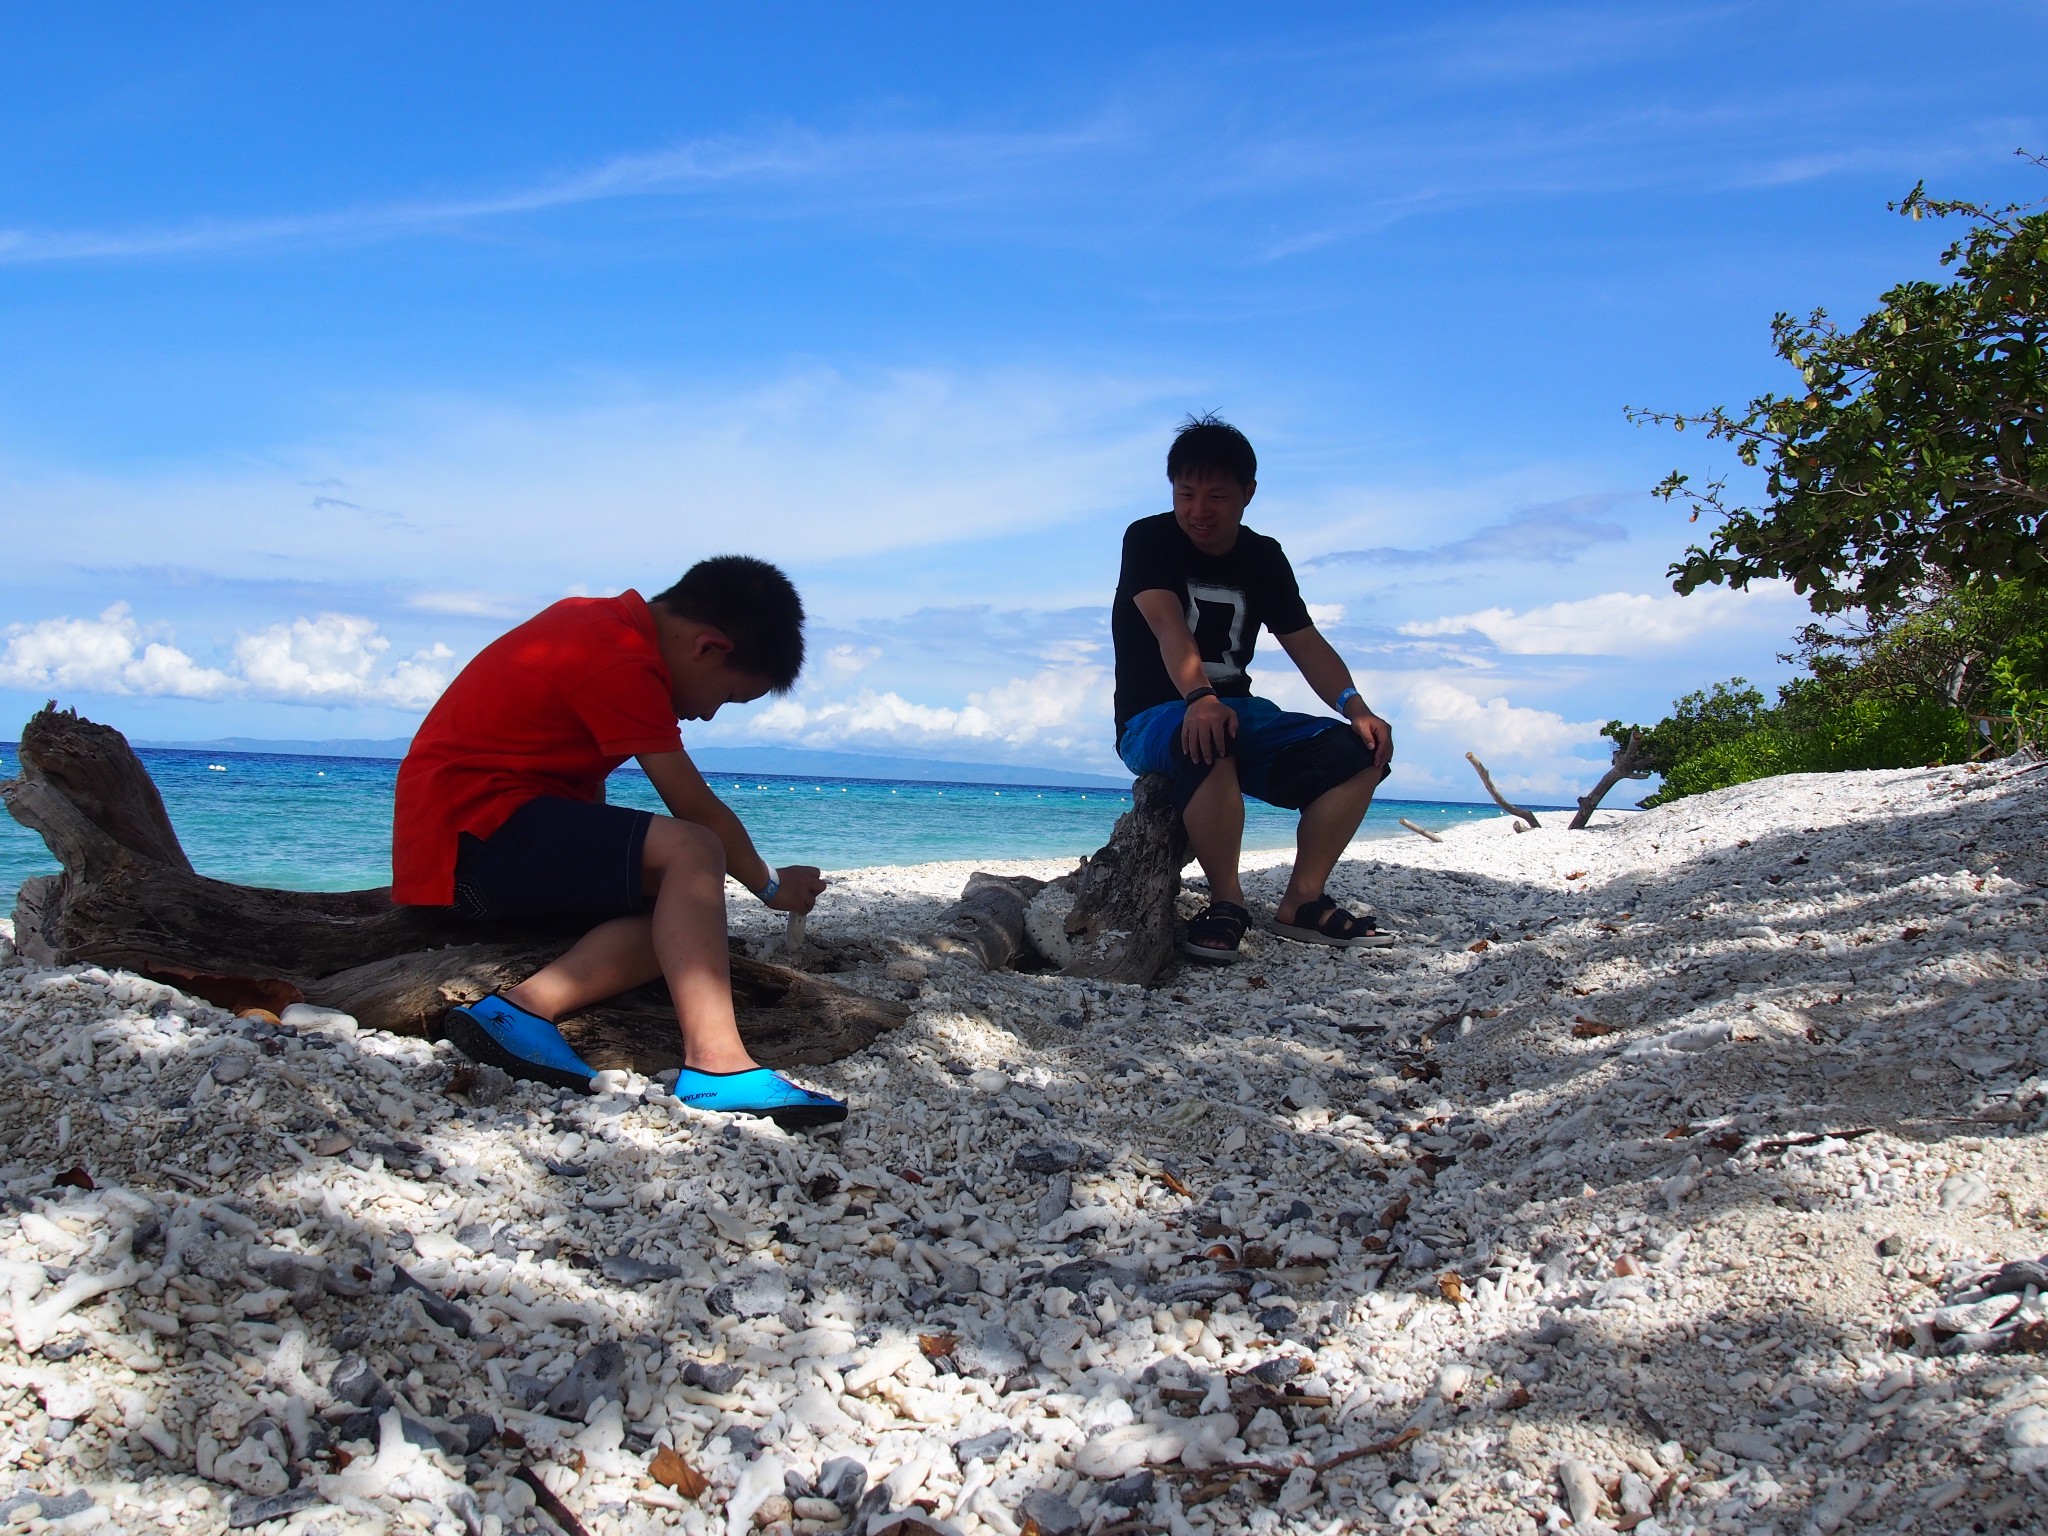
[1116,696,1387,813]
[452,796,656,925]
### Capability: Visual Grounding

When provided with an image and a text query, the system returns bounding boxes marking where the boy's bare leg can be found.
[502,817,760,1073]
[1181,755,1247,916]
[504,914,660,1019]
[1275,769,1377,924]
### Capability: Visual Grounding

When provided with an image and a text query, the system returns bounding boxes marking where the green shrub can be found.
[1607,583,2039,804]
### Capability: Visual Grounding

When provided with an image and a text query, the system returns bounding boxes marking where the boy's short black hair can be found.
[650,556,805,691]
[1166,412,1257,489]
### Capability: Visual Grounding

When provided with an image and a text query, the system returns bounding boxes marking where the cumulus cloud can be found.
[725,662,1116,762]
[1401,583,1797,655]
[0,605,235,699]
[234,615,454,709]
[1399,677,1599,757]
[0,606,454,708]
[820,644,881,678]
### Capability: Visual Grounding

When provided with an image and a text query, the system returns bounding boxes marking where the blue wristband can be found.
[757,873,781,904]
[1337,687,1363,715]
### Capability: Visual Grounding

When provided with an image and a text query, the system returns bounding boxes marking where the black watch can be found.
[1183,686,1218,705]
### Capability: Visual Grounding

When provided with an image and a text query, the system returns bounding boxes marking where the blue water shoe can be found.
[442,993,596,1093]
[672,1067,847,1130]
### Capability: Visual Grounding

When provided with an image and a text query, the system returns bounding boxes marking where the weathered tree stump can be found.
[2,706,907,1073]
[1059,773,1187,984]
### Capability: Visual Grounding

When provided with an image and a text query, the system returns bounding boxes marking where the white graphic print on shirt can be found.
[1185,581,1250,684]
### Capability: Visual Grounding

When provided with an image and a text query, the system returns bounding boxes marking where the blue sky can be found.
[2,2,2043,798]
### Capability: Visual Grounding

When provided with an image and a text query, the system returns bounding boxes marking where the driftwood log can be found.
[1569,730,1653,830]
[930,871,1051,971]
[924,775,1186,985]
[1463,751,1541,830]
[2,706,907,1073]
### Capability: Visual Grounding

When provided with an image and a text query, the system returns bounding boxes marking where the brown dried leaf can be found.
[445,1066,479,1099]
[1572,1020,1621,1038]
[918,1333,958,1358]
[1378,1195,1410,1229]
[53,1166,94,1191]
[1467,939,1490,953]
[649,1444,709,1497]
[1155,1167,1193,1198]
[1564,870,1588,881]
[1504,1385,1532,1411]
[1901,926,1927,942]
[1438,1272,1466,1305]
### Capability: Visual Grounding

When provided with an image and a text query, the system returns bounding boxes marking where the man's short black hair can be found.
[1166,412,1257,489]
[650,555,805,691]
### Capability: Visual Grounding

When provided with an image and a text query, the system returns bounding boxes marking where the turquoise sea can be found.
[0,745,1512,908]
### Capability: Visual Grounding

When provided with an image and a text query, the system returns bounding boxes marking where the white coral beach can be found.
[0,758,2044,1535]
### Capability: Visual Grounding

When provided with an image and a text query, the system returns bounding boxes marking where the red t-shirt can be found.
[391,591,682,905]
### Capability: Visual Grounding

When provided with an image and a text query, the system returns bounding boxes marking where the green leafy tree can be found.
[1628,157,2047,618]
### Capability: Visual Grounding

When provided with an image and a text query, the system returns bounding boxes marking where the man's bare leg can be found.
[1181,756,1247,948]
[1275,769,1377,925]
[502,817,758,1072]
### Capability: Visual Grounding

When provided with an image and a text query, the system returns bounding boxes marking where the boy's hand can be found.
[1180,695,1238,764]
[766,865,828,915]
[1350,708,1394,770]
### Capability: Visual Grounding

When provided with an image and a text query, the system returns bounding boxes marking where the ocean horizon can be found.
[0,744,1535,911]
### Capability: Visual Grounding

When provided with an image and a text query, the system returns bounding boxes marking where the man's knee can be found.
[643,817,724,880]
[1322,766,1378,801]
[1181,755,1241,816]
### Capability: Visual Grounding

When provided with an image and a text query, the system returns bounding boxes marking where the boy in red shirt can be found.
[393,555,845,1127]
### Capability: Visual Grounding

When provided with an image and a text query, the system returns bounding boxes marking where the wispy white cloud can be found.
[1400,583,1798,655]
[406,589,532,620]
[1,5,2021,271]
[0,121,1129,265]
[2,366,1178,584]
[0,606,452,708]
[1302,496,1630,572]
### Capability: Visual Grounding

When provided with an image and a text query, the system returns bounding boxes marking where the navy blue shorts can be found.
[452,796,655,925]
[1117,695,1388,813]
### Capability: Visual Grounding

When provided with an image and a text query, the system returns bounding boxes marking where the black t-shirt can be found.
[1112,512,1312,736]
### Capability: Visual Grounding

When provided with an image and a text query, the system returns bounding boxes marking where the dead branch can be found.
[1568,730,1653,830]
[1464,752,1541,829]
[1396,817,1443,844]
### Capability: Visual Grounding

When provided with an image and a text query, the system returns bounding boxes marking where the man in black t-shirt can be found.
[1112,414,1396,962]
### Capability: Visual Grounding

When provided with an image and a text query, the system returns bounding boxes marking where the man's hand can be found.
[1350,708,1394,770]
[1180,694,1238,764]
[765,865,828,915]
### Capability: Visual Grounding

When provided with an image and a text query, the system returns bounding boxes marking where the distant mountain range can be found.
[130,736,1134,789]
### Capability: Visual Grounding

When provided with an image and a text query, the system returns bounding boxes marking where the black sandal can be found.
[1265,894,1396,948]
[1183,900,1250,963]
